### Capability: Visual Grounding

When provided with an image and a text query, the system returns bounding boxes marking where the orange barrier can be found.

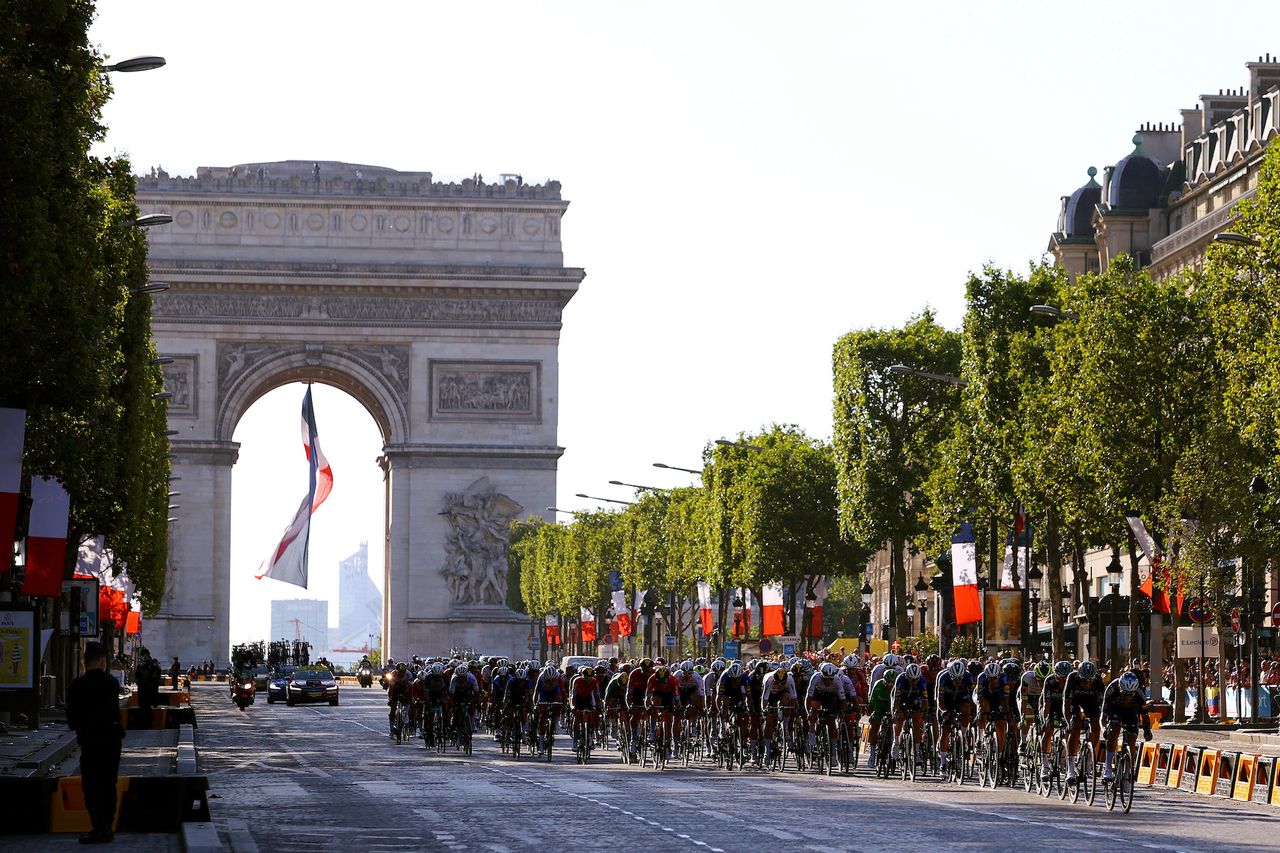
[49,777,130,833]
[1166,744,1187,788]
[1137,742,1160,785]
[1195,748,1221,795]
[1234,754,1259,802]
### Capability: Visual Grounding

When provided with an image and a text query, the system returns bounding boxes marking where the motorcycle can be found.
[232,678,255,711]
[379,667,395,690]
[358,667,373,688]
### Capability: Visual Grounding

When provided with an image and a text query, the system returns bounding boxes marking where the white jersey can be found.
[761,670,796,702]
[807,672,848,701]
[675,671,706,697]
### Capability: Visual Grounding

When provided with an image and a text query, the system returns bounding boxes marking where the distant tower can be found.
[336,541,381,664]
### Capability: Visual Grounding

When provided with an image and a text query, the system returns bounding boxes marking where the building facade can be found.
[333,541,381,664]
[270,598,329,658]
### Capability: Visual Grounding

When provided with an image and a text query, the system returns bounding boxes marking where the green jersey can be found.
[868,676,892,717]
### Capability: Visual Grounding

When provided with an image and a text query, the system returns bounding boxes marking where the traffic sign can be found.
[724,640,741,659]
[782,642,797,656]
[697,636,709,648]
[602,633,615,645]
[1272,602,1280,626]
[1188,598,1213,624]
[664,634,676,648]
[758,638,774,654]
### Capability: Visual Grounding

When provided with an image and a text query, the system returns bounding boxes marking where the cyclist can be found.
[1037,660,1071,777]
[890,662,929,765]
[603,665,630,747]
[502,665,532,742]
[417,662,449,746]
[807,662,848,760]
[716,661,750,751]
[386,661,412,738]
[703,658,726,705]
[674,661,705,745]
[838,656,866,755]
[533,662,565,753]
[625,659,655,760]
[974,660,1016,758]
[920,654,943,740]
[568,665,601,750]
[448,661,478,743]
[866,665,893,766]
[1020,660,1049,744]
[646,664,682,756]
[760,661,796,765]
[935,658,975,774]
[1063,659,1104,785]
[1100,670,1152,783]
[745,660,769,761]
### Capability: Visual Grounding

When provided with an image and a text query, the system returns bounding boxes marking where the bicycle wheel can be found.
[850,724,861,771]
[1083,746,1098,806]
[981,737,996,788]
[1105,759,1118,811]
[1119,752,1134,813]
[462,718,473,757]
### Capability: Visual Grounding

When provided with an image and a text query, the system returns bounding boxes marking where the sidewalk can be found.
[1154,724,1280,757]
[0,832,182,851]
[0,714,78,778]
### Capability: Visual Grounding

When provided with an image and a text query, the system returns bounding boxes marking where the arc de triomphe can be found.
[135,161,582,664]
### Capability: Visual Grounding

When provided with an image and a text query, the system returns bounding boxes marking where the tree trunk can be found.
[892,538,909,640]
[1046,510,1066,660]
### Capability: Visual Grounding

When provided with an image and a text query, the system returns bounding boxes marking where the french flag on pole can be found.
[610,571,632,637]
[256,387,333,588]
[951,522,982,626]
[0,408,24,570]
[580,607,597,644]
[697,581,714,636]
[23,476,70,597]
[762,582,785,636]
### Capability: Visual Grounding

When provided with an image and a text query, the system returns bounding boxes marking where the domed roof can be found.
[1107,134,1165,210]
[1062,167,1102,238]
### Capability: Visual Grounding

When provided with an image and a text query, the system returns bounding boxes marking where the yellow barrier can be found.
[1195,748,1221,795]
[1166,744,1186,788]
[1233,754,1259,802]
[1136,742,1160,786]
[50,776,130,833]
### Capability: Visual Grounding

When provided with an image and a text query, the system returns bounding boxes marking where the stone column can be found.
[147,440,238,668]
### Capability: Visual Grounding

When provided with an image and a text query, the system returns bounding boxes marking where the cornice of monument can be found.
[145,257,586,285]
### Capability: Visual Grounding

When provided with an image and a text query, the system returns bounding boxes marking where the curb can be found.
[182,821,225,852]
[176,725,198,775]
[13,731,78,778]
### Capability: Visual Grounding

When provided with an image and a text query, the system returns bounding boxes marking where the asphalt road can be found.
[192,683,1278,853]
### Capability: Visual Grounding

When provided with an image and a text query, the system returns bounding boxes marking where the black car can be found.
[285,668,339,706]
[266,666,297,704]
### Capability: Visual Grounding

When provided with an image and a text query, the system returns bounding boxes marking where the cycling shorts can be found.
[649,692,677,711]
[978,696,1007,717]
[1105,708,1142,730]
[571,694,595,712]
[939,700,974,722]
[765,691,790,709]
[1068,698,1100,720]
[626,688,646,710]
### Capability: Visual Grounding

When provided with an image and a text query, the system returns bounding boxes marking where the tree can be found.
[833,311,961,638]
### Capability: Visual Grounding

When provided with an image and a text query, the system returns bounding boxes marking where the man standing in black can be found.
[67,642,125,844]
[135,648,161,730]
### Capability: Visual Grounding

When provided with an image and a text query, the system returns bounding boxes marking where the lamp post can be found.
[1060,585,1071,654]
[608,480,664,492]
[914,574,928,636]
[905,597,915,641]
[102,55,167,73]
[1106,549,1124,675]
[977,576,988,649]
[1026,563,1043,660]
[732,595,745,642]
[653,462,703,475]
[803,590,818,650]
[1028,304,1080,321]
[714,438,765,452]
[575,493,634,506]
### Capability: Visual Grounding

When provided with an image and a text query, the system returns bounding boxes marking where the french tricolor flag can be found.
[610,571,632,637]
[256,387,333,588]
[545,614,561,646]
[0,408,24,571]
[762,582,785,636]
[951,522,982,625]
[580,606,597,644]
[697,581,714,636]
[1126,512,1171,614]
[23,476,70,597]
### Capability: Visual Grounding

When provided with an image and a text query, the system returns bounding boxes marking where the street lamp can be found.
[150,357,175,366]
[1026,563,1043,659]
[914,574,929,635]
[546,506,582,515]
[715,438,764,451]
[133,213,173,228]
[1029,304,1080,321]
[1106,550,1124,675]
[803,590,818,649]
[151,391,172,400]
[1213,231,1262,247]
[886,364,967,387]
[653,462,703,475]
[608,480,663,492]
[732,595,745,641]
[575,493,634,506]
[132,283,170,295]
[860,579,873,654]
[102,55,167,73]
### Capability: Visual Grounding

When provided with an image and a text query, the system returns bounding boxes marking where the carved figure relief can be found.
[217,342,279,391]
[153,292,561,327]
[161,355,198,416]
[438,477,524,605]
[430,361,539,421]
[349,346,410,397]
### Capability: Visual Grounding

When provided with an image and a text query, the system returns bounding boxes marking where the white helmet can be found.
[841,654,859,669]
[820,662,839,679]
[905,663,922,681]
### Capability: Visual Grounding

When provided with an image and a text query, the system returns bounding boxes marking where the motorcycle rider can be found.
[386,662,412,737]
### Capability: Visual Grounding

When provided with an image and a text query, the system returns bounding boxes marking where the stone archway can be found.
[137,161,582,665]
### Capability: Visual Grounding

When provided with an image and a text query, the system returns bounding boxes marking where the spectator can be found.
[67,642,125,844]
[135,648,162,729]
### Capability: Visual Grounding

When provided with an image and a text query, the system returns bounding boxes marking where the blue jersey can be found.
[935,670,975,708]
[891,673,929,709]
[975,671,1016,704]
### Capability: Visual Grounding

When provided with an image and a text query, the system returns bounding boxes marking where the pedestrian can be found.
[135,647,162,729]
[169,657,181,690]
[67,641,125,844]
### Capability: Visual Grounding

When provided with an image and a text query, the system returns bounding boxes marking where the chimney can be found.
[1181,106,1203,150]
[1247,54,1280,100]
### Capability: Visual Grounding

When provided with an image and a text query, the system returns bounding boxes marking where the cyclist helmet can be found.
[903,655,917,665]
[983,662,1000,680]
[790,661,805,675]
[947,659,967,680]
[498,666,509,677]
[926,654,941,668]
[1034,661,1052,681]
[841,654,858,669]
[655,657,666,666]
[968,660,984,677]
[619,662,633,673]
[904,663,922,681]
[1053,660,1073,679]
[640,657,654,670]
[726,662,743,677]
[883,653,899,668]
[680,660,694,673]
[695,657,707,667]
[1001,660,1022,678]
[515,667,528,679]
[656,666,670,680]
[1119,672,1141,693]
[432,663,444,676]
[543,663,558,675]
[820,662,838,679]
[595,663,608,674]
[395,662,407,672]
[1079,661,1098,680]
[710,659,726,673]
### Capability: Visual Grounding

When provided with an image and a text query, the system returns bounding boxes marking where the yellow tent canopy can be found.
[824,636,887,657]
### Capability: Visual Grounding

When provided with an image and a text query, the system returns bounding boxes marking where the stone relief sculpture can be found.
[438,477,524,605]
[349,345,411,396]
[436,370,531,412]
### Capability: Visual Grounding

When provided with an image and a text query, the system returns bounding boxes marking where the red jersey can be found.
[646,673,678,697]
[571,674,599,698]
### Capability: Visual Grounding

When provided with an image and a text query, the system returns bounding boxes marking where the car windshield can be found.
[292,670,331,680]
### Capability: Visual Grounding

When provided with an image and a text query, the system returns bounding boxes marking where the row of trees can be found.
[2,2,170,609]
[509,426,868,646]
[832,143,1280,659]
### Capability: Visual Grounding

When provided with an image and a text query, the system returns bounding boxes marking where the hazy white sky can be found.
[88,1,1280,647]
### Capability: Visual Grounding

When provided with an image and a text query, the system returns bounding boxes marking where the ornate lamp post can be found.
[1027,562,1043,659]
[1106,550,1124,675]
[860,579,873,657]
[803,590,818,650]
[914,574,929,636]
[732,595,745,640]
